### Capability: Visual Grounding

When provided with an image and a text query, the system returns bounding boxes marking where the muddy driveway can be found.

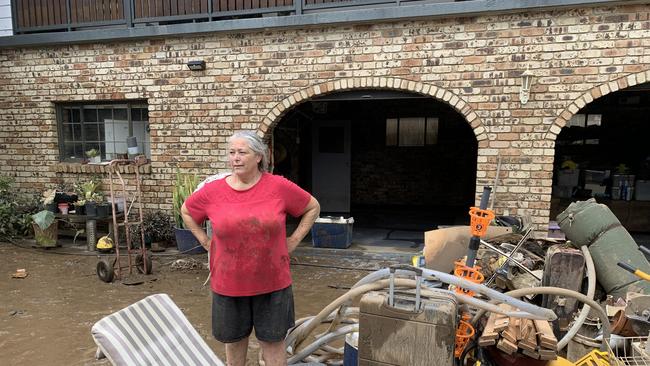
[0,241,392,365]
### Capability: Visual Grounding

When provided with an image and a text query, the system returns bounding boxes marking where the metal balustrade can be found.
[11,0,467,34]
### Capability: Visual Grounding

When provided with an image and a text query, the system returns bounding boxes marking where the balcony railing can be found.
[11,0,466,34]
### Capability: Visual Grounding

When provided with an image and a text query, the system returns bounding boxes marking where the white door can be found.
[312,121,351,213]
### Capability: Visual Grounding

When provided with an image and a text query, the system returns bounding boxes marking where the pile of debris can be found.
[285,198,650,365]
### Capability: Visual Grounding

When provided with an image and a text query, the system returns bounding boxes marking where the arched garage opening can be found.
[272,89,478,247]
[551,83,650,234]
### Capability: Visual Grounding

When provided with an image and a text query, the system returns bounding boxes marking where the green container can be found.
[33,222,58,248]
[557,199,650,296]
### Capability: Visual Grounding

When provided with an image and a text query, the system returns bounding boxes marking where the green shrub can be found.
[0,176,41,238]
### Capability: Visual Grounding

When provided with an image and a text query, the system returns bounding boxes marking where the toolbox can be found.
[358,265,457,366]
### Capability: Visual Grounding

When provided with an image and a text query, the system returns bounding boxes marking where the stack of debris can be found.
[479,304,558,361]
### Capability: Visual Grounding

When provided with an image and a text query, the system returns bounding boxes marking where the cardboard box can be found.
[311,217,354,249]
[636,180,650,201]
[584,170,608,184]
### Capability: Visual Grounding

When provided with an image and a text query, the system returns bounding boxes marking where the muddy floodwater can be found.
[0,241,402,365]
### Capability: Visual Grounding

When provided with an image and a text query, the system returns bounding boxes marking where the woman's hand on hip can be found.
[286,236,300,253]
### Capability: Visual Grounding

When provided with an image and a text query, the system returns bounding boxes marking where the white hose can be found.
[287,324,358,364]
[557,245,596,350]
[353,268,556,321]
[286,278,552,358]
[471,286,610,351]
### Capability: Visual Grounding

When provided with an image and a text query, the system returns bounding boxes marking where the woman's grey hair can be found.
[228,131,269,172]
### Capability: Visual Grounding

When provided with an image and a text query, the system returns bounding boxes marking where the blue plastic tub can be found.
[174,228,207,254]
[310,217,354,249]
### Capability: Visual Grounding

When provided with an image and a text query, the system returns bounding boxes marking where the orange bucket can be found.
[469,207,495,237]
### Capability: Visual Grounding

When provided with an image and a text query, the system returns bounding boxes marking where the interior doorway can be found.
[272,89,478,248]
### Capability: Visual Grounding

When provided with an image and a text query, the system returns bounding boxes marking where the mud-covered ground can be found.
[0,240,394,365]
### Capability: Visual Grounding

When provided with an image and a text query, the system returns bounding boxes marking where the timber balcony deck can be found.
[11,0,471,34]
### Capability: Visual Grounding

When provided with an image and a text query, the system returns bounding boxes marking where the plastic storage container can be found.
[311,216,354,249]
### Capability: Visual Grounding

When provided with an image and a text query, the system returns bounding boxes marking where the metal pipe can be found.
[485,227,536,285]
[480,237,542,281]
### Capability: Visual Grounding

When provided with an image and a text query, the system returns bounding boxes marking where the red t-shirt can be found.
[184,173,311,296]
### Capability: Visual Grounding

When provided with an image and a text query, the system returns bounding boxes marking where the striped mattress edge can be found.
[91,293,224,366]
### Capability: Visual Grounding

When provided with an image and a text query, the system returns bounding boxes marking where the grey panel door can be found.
[311,121,351,212]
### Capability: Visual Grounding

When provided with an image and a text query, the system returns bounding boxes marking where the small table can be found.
[56,213,124,251]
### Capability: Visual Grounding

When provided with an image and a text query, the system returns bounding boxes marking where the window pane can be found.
[83,123,100,141]
[399,117,425,146]
[386,118,397,146]
[98,108,113,124]
[105,115,130,157]
[114,108,127,122]
[71,109,80,123]
[63,142,83,159]
[426,118,439,145]
[62,123,81,142]
[83,108,97,123]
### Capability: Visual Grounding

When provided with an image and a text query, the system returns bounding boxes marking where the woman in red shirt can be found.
[181,131,320,366]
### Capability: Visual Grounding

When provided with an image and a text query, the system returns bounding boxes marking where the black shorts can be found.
[212,285,295,343]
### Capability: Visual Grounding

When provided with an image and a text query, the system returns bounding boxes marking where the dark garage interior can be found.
[551,84,650,233]
[272,90,478,234]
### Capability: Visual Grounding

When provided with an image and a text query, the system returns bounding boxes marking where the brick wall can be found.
[0,3,649,232]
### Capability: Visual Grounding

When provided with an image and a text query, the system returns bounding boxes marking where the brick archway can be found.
[257,77,485,141]
[545,69,650,140]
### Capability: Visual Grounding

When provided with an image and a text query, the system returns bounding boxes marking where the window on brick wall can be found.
[386,117,439,146]
[56,102,150,162]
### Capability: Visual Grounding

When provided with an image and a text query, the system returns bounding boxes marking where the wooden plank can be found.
[149,0,156,18]
[478,337,496,347]
[70,0,77,24]
[522,349,540,360]
[53,0,62,25]
[82,0,90,22]
[480,312,500,341]
[539,349,558,361]
[155,0,163,16]
[171,0,178,15]
[14,0,23,28]
[114,0,123,20]
[519,324,539,353]
[493,316,509,333]
[33,0,41,27]
[497,338,517,355]
[533,319,558,350]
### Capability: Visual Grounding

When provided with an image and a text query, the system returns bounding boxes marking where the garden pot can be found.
[32,222,58,248]
[58,203,69,215]
[89,156,101,164]
[174,227,206,254]
[85,202,97,217]
[46,202,58,213]
[96,203,111,218]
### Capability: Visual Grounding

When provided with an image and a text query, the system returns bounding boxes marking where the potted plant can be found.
[31,210,58,247]
[73,199,86,215]
[85,192,103,217]
[142,210,175,251]
[86,149,101,164]
[41,188,57,213]
[75,178,101,216]
[172,171,205,254]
